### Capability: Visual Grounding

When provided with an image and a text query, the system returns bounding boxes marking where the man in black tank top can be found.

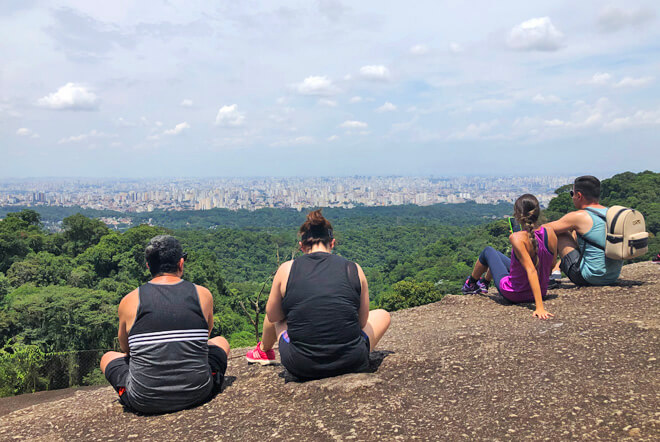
[100,235,230,414]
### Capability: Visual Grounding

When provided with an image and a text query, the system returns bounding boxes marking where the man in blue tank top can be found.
[99,235,230,414]
[546,176,622,286]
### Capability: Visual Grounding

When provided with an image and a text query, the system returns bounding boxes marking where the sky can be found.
[1,1,659,178]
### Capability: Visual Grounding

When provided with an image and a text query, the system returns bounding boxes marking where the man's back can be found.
[123,280,213,413]
[577,207,622,285]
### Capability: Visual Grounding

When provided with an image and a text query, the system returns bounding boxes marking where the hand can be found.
[533,308,554,320]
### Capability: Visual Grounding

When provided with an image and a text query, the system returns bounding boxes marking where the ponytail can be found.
[513,194,541,267]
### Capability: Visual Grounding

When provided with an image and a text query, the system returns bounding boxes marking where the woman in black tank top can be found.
[245,210,391,380]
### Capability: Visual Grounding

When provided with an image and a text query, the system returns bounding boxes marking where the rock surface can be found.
[0,262,658,441]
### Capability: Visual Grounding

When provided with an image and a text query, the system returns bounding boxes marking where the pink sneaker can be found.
[245,342,276,365]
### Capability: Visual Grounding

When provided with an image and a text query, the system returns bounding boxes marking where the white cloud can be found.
[473,98,514,110]
[448,42,463,54]
[58,129,114,144]
[349,96,363,103]
[584,73,653,88]
[376,102,397,112]
[270,136,315,147]
[292,136,314,144]
[543,98,612,130]
[163,121,190,135]
[215,104,246,126]
[410,44,429,55]
[507,17,564,51]
[295,76,339,95]
[597,6,656,33]
[604,109,660,131]
[532,93,561,104]
[318,99,338,107]
[37,83,99,110]
[448,120,499,140]
[116,117,136,127]
[340,120,368,129]
[327,135,339,141]
[615,76,654,88]
[359,65,390,81]
[586,72,612,85]
[180,99,194,107]
[16,128,31,136]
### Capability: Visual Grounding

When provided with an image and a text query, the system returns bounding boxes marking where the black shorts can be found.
[559,249,590,286]
[207,344,228,391]
[104,344,228,402]
[278,330,370,380]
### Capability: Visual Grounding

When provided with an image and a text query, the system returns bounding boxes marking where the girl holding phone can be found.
[462,194,557,319]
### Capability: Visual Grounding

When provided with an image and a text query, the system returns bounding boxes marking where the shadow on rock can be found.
[612,279,644,287]
[480,292,559,310]
[118,375,238,416]
[220,375,236,393]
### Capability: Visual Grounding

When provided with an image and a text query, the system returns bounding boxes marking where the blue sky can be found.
[1,1,659,178]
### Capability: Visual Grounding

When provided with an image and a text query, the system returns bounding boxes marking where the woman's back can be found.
[281,252,369,378]
[500,227,554,301]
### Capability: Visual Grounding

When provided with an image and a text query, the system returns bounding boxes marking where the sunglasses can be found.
[182,252,188,261]
[569,190,575,197]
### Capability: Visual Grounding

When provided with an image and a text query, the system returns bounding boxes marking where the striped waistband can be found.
[128,329,209,347]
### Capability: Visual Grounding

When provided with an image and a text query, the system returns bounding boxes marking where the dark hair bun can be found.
[299,209,333,247]
[306,209,326,226]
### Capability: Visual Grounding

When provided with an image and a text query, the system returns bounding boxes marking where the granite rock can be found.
[0,262,658,441]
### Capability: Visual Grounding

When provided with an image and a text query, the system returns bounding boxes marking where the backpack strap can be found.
[578,208,606,251]
[607,207,628,235]
[584,207,606,221]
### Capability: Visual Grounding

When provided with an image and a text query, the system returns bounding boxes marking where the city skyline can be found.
[2,2,659,177]
[0,175,575,213]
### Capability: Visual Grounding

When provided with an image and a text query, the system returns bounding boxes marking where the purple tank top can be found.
[499,227,553,303]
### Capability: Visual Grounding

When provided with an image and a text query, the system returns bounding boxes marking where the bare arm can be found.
[510,233,553,320]
[266,261,292,323]
[356,263,370,329]
[546,211,586,235]
[195,285,215,335]
[117,291,135,353]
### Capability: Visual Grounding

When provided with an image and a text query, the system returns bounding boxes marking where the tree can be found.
[380,281,443,311]
[62,214,110,256]
[5,209,41,226]
[0,273,9,303]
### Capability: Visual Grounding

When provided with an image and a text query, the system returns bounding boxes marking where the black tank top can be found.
[281,252,368,377]
[125,280,213,413]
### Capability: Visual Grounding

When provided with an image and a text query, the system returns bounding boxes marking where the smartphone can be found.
[507,217,521,234]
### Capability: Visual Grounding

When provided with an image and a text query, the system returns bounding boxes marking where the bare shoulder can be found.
[509,231,527,244]
[194,284,212,297]
[276,260,294,277]
[543,223,557,239]
[566,210,589,222]
[194,284,214,305]
[119,288,139,308]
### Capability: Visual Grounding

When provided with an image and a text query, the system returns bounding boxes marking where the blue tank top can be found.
[578,208,622,285]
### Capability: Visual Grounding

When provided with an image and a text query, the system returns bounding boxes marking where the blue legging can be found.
[478,246,511,292]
